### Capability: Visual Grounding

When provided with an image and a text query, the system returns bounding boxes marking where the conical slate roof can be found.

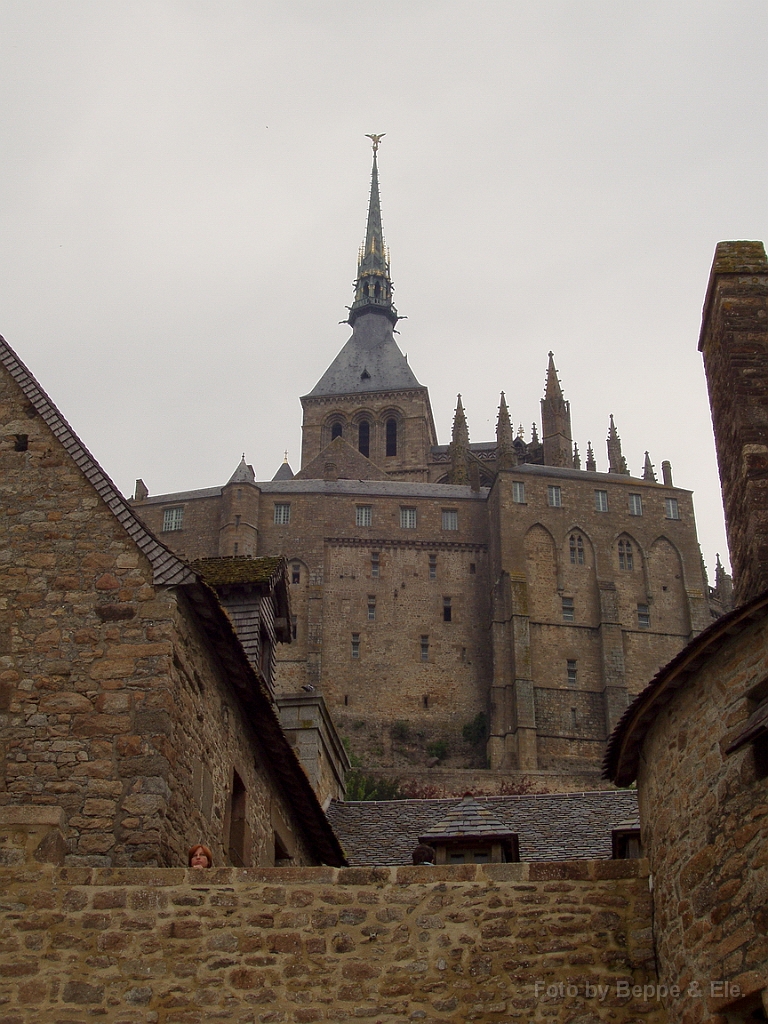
[419,795,516,842]
[228,456,256,485]
[272,459,295,481]
[306,313,422,397]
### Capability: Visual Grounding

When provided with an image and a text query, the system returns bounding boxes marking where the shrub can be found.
[426,739,448,762]
[462,712,488,747]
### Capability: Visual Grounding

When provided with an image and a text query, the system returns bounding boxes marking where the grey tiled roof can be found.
[420,795,515,840]
[260,479,490,499]
[326,790,639,866]
[305,313,423,397]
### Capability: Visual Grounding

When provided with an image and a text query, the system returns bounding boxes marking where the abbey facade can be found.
[131,147,726,791]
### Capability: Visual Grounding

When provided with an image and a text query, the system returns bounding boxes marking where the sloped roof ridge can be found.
[0,336,196,587]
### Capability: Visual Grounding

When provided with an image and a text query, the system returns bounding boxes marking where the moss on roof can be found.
[191,555,284,587]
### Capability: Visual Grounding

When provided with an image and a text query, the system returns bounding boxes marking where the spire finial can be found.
[347,136,398,327]
[365,133,385,153]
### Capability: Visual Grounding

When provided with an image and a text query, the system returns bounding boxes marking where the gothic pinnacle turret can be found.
[448,395,470,485]
[496,392,516,470]
[347,135,398,327]
[607,415,629,475]
[540,352,573,468]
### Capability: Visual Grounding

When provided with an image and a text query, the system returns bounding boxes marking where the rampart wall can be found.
[0,851,667,1024]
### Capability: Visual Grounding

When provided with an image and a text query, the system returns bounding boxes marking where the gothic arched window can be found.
[618,539,633,571]
[358,421,370,458]
[569,534,584,565]
[386,418,397,457]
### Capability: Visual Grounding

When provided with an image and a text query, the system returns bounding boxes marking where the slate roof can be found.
[191,555,285,587]
[419,795,516,841]
[305,313,423,397]
[272,460,295,481]
[326,790,639,865]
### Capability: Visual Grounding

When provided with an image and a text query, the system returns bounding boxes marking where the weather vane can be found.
[365,133,385,153]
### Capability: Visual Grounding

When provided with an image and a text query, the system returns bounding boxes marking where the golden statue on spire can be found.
[365,133,385,152]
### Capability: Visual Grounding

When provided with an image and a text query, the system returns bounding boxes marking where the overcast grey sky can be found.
[2,1,767,576]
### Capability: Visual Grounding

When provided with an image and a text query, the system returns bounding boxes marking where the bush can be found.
[462,712,488,747]
[426,739,448,762]
[391,721,411,743]
[345,770,405,801]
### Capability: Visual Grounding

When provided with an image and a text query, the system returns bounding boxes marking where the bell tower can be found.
[299,137,437,481]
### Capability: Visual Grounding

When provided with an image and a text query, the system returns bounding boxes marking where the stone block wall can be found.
[637,611,768,1022]
[699,240,768,605]
[0,858,666,1023]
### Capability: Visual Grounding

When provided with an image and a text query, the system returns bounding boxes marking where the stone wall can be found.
[699,240,768,606]
[0,858,666,1024]
[636,611,768,1022]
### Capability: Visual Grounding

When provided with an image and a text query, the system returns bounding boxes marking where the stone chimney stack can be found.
[699,240,768,605]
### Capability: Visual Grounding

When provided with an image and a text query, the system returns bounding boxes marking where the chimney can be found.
[699,240,768,605]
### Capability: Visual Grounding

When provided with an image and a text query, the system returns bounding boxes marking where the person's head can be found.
[188,844,213,869]
[412,843,435,865]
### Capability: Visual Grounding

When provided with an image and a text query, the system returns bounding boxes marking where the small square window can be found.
[351,633,360,659]
[442,510,458,531]
[274,503,291,525]
[400,507,417,529]
[429,554,437,580]
[567,659,577,686]
[291,563,301,585]
[356,505,372,527]
[367,596,376,621]
[548,485,562,508]
[162,506,184,532]
[594,489,608,512]
[371,552,380,578]
[420,635,429,661]
[665,498,680,520]
[512,481,526,504]
[443,596,452,622]
[628,493,643,516]
[562,597,575,623]
[637,604,650,629]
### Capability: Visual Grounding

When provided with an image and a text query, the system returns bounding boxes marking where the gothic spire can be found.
[607,415,628,475]
[451,394,469,447]
[541,351,572,467]
[643,451,656,482]
[586,441,596,472]
[496,392,516,470]
[544,351,564,400]
[348,136,398,327]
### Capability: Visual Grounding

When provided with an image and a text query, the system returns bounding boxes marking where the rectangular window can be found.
[420,635,429,661]
[665,498,680,520]
[356,505,372,527]
[562,597,575,623]
[637,604,650,629]
[512,481,526,504]
[371,552,380,578]
[290,615,297,640]
[367,596,376,621]
[594,489,608,513]
[567,659,577,686]
[274,502,291,525]
[547,485,562,508]
[351,633,360,659]
[628,493,643,516]
[162,506,184,532]
[291,563,301,585]
[443,596,452,622]
[469,562,476,574]
[429,554,437,580]
[442,510,458,531]
[400,507,417,529]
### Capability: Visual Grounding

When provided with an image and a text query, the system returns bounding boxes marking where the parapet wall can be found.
[0,859,667,1023]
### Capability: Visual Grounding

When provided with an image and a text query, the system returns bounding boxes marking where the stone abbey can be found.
[131,144,727,793]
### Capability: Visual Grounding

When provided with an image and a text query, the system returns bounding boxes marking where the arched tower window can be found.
[331,422,343,441]
[358,420,370,458]
[386,418,398,457]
